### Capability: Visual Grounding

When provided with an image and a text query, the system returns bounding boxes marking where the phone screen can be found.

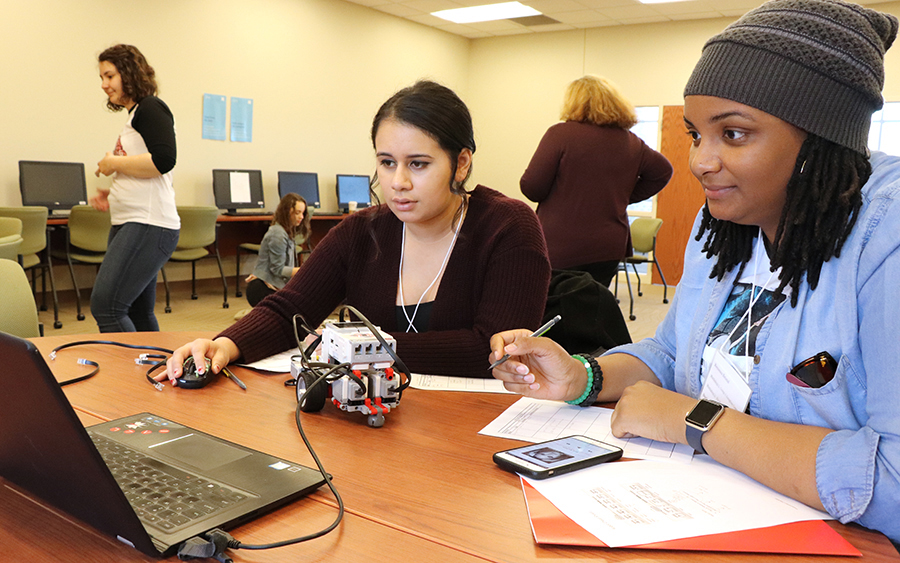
[505,436,617,470]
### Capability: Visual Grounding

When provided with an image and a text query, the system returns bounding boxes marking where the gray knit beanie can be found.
[684,0,898,154]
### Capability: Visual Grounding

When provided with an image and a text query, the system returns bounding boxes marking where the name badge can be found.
[700,347,752,411]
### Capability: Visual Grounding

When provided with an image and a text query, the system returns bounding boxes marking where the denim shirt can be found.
[252,223,296,289]
[608,151,900,542]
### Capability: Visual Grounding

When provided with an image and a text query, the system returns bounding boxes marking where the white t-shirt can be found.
[108,99,180,229]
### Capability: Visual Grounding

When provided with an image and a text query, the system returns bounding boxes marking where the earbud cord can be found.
[398,207,465,333]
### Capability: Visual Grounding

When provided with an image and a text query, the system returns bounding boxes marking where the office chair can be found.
[0,217,23,263]
[0,258,42,338]
[0,206,61,328]
[54,205,111,322]
[234,231,310,297]
[614,217,668,321]
[162,206,229,312]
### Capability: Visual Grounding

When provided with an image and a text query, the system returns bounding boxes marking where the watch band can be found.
[685,424,709,455]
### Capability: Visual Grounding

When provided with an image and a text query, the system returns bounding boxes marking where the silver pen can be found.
[489,314,561,370]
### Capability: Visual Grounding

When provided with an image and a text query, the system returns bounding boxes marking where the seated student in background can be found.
[161,80,551,381]
[490,0,900,544]
[245,193,310,307]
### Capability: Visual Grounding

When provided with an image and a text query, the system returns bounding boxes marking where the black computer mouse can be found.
[175,357,215,389]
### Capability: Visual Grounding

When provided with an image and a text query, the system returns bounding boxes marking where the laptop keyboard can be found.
[91,434,249,533]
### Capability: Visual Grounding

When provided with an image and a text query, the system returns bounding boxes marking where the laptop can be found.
[0,332,325,557]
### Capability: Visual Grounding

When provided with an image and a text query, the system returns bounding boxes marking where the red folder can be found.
[522,479,861,555]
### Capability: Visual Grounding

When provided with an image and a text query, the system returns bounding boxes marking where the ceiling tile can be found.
[524,0,589,12]
[551,9,611,24]
[401,0,464,12]
[373,3,424,17]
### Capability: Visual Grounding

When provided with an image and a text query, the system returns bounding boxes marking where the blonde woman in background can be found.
[521,75,673,287]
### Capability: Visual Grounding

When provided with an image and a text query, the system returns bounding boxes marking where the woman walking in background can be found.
[90,44,179,332]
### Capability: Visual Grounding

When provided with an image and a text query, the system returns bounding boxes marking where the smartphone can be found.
[493,435,623,479]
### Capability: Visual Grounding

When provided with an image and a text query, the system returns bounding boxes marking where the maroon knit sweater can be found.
[218,186,551,377]
[520,121,673,269]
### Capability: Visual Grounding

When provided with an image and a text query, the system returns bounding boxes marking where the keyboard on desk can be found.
[91,434,250,533]
[221,210,271,216]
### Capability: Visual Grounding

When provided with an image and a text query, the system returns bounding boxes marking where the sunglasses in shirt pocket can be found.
[787,352,862,429]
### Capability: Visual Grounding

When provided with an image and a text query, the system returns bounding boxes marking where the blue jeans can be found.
[91,222,179,332]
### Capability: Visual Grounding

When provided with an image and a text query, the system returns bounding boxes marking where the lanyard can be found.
[715,228,777,372]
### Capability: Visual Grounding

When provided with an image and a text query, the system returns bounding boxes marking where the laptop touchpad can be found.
[150,434,250,471]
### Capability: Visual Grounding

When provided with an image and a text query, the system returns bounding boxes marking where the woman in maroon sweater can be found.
[160,81,550,382]
[521,75,673,287]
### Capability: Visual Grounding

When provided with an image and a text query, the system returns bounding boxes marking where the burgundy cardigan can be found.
[219,186,551,377]
[520,121,673,269]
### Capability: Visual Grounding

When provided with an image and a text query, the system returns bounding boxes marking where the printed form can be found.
[480,397,694,463]
[524,456,831,547]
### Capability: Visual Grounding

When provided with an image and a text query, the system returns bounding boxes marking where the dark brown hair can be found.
[273,193,310,242]
[369,80,476,228]
[98,44,158,111]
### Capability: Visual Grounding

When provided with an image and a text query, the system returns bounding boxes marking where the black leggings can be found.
[246,278,276,307]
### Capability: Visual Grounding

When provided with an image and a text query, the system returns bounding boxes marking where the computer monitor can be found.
[278,172,320,210]
[18,161,88,215]
[336,174,371,213]
[212,169,265,213]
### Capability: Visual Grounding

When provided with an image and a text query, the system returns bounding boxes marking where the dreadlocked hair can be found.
[696,134,870,307]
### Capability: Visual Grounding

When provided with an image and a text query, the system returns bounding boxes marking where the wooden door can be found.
[654,105,706,286]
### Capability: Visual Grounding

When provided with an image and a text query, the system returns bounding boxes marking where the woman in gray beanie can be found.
[490,0,900,544]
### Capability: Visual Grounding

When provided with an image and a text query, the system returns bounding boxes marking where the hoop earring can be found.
[800,160,807,174]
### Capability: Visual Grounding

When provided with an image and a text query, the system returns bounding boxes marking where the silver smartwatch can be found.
[684,399,726,455]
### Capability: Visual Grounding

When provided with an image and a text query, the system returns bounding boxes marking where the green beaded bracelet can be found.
[566,354,604,407]
[566,354,594,405]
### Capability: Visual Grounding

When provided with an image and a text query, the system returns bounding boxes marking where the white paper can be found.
[229,171,252,203]
[480,397,694,463]
[238,348,301,373]
[409,374,513,393]
[525,457,831,547]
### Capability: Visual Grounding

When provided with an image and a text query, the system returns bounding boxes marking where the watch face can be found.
[686,400,724,428]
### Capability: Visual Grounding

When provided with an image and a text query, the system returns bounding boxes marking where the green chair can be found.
[162,207,229,312]
[0,258,42,338]
[614,217,668,321]
[0,217,23,263]
[0,207,61,328]
[53,205,111,322]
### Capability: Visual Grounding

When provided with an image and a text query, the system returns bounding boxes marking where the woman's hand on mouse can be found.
[158,337,240,386]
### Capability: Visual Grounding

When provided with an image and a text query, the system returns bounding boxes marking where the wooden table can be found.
[18,332,900,562]
[216,213,344,253]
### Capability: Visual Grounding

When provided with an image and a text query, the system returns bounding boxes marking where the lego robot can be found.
[292,321,404,427]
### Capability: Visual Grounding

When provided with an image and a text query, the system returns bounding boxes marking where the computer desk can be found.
[19,332,900,563]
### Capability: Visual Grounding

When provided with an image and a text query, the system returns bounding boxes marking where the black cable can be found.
[227,393,345,550]
[49,340,174,390]
[58,358,100,386]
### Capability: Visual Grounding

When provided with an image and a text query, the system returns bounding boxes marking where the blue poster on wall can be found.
[202,94,226,140]
[231,97,253,143]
